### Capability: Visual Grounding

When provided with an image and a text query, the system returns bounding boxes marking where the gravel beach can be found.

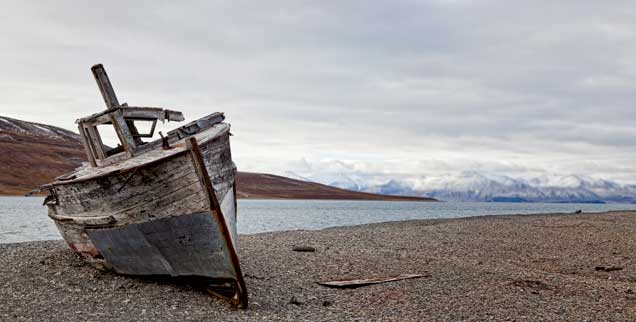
[2,211,636,321]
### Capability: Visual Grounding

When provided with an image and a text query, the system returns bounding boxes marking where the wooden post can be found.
[109,109,137,157]
[91,64,120,109]
[77,124,97,167]
[186,137,248,308]
[91,64,140,154]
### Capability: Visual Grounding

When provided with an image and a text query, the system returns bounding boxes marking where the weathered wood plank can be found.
[91,64,120,109]
[120,107,185,122]
[49,122,237,245]
[109,109,136,157]
[78,125,97,167]
[54,123,230,184]
[185,136,247,308]
[54,170,203,219]
[53,154,203,218]
[85,125,107,160]
[56,151,194,196]
[87,212,236,278]
[199,133,235,201]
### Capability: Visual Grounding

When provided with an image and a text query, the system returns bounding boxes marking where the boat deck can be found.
[50,122,230,186]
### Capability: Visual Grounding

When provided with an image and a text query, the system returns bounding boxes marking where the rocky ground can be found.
[2,211,636,321]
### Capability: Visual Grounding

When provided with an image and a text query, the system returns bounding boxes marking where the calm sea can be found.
[1,196,635,244]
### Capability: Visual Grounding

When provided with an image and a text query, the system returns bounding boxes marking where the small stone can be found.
[288,295,304,305]
[322,300,333,307]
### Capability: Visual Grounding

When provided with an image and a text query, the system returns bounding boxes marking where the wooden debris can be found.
[595,266,623,272]
[292,245,316,252]
[317,273,428,289]
[510,279,551,290]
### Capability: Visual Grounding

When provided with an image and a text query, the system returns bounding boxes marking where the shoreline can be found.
[3,208,636,245]
[3,211,636,321]
[0,194,439,202]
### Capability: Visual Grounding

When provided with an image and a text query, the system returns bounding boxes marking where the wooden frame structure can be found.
[77,64,185,167]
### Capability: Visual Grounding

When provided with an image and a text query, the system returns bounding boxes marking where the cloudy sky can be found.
[1,1,635,183]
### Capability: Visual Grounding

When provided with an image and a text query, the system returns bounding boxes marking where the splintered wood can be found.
[317,273,429,289]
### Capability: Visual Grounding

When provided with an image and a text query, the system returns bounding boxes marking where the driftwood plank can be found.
[317,274,429,289]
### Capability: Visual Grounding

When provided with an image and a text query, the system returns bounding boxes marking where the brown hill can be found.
[235,172,434,201]
[0,116,85,195]
[0,116,435,201]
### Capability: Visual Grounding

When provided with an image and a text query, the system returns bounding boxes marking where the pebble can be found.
[288,295,304,305]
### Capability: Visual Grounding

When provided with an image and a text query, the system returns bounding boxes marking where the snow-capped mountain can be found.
[286,170,636,204]
[0,116,85,195]
[0,116,79,142]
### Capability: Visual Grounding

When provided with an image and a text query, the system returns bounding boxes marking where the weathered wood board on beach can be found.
[317,273,428,288]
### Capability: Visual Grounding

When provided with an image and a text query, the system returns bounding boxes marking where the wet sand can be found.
[2,211,636,321]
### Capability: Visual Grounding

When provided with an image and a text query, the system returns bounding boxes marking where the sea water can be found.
[1,196,635,243]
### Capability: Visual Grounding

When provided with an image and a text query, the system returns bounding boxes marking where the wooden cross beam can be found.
[90,64,144,146]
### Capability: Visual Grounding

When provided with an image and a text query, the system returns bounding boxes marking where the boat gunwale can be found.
[45,125,230,187]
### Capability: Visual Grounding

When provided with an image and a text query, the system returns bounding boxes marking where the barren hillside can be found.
[0,116,435,201]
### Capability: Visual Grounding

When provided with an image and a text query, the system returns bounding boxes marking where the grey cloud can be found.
[0,1,634,182]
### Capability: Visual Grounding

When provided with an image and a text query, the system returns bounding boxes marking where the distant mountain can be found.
[0,116,85,194]
[290,171,636,204]
[0,116,435,201]
[236,172,435,201]
[412,172,613,203]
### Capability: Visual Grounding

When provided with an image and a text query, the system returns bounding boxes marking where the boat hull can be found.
[86,210,236,278]
[45,128,246,307]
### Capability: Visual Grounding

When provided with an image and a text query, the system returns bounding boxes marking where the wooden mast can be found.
[90,64,142,153]
[91,64,120,110]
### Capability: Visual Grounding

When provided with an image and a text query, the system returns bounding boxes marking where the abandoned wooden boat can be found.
[41,64,247,308]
